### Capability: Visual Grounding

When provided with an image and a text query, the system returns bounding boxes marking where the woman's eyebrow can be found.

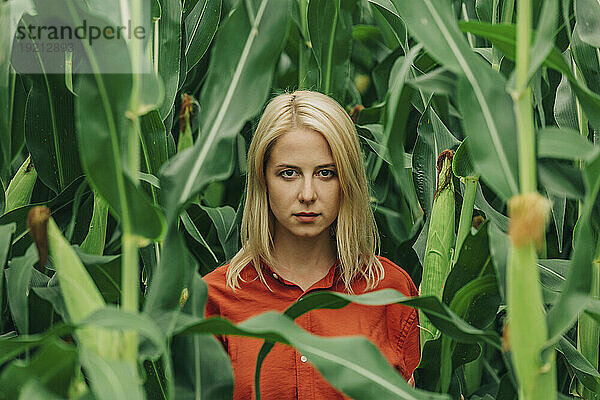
[274,163,336,169]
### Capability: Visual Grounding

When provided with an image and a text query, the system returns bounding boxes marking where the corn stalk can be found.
[119,0,146,363]
[506,0,556,398]
[419,150,455,348]
[572,48,599,400]
[578,238,600,399]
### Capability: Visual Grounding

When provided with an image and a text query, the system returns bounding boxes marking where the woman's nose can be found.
[298,178,317,203]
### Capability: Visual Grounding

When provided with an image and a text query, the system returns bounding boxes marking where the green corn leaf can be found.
[81,306,174,398]
[0,223,15,326]
[412,105,460,218]
[0,324,72,365]
[251,286,501,398]
[0,339,78,400]
[537,127,599,162]
[61,0,164,241]
[23,71,82,194]
[81,307,166,358]
[146,0,289,314]
[139,109,168,207]
[80,350,145,400]
[452,138,478,179]
[382,45,423,219]
[555,336,600,393]
[391,0,520,201]
[160,0,289,226]
[575,0,600,48]
[0,176,86,251]
[282,290,500,346]
[538,159,585,200]
[18,379,64,400]
[171,271,233,400]
[80,191,109,256]
[0,178,4,216]
[177,311,450,400]
[554,73,579,132]
[547,152,600,343]
[527,0,558,82]
[415,336,480,393]
[369,0,405,51]
[408,67,457,97]
[5,244,37,335]
[184,0,221,72]
[157,0,182,119]
[4,155,37,213]
[200,204,238,260]
[140,110,168,177]
[571,28,600,95]
[308,0,354,102]
[0,0,34,180]
[443,221,492,305]
[180,208,219,264]
[459,21,600,132]
[73,248,122,304]
[46,221,105,320]
[44,213,117,358]
[10,74,27,170]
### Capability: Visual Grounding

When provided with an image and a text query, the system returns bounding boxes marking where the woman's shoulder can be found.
[202,263,230,292]
[374,255,418,297]
[202,261,256,291]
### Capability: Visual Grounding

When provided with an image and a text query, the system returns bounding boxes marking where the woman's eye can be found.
[318,169,336,178]
[280,169,297,178]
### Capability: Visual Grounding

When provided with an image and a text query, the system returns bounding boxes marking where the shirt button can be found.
[300,355,307,363]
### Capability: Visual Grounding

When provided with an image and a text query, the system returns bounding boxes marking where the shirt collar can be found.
[262,259,339,291]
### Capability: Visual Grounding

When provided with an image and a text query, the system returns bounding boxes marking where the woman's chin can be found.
[286,226,329,239]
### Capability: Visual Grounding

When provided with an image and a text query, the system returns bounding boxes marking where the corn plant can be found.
[1,0,600,398]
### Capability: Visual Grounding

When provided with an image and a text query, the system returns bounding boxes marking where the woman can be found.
[204,90,420,400]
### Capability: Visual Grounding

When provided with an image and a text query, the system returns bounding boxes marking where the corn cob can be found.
[5,155,37,213]
[506,193,556,400]
[419,150,455,348]
[28,206,118,359]
[177,94,195,153]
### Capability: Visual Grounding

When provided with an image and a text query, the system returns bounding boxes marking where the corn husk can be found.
[419,150,455,347]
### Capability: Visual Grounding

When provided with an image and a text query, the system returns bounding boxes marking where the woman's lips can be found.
[294,213,320,222]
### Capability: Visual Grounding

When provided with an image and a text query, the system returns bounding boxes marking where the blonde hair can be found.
[225,90,384,293]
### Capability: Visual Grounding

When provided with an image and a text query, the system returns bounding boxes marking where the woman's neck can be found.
[271,228,337,277]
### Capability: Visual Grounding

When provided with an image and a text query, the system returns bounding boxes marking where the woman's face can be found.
[264,128,341,241]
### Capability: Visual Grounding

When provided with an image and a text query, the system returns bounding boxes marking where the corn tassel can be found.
[419,150,455,347]
[5,155,37,213]
[506,193,556,400]
[28,206,118,359]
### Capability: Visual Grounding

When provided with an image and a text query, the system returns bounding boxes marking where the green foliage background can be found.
[0,0,599,398]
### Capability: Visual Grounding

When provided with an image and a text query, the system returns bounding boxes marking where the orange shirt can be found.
[203,255,420,400]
